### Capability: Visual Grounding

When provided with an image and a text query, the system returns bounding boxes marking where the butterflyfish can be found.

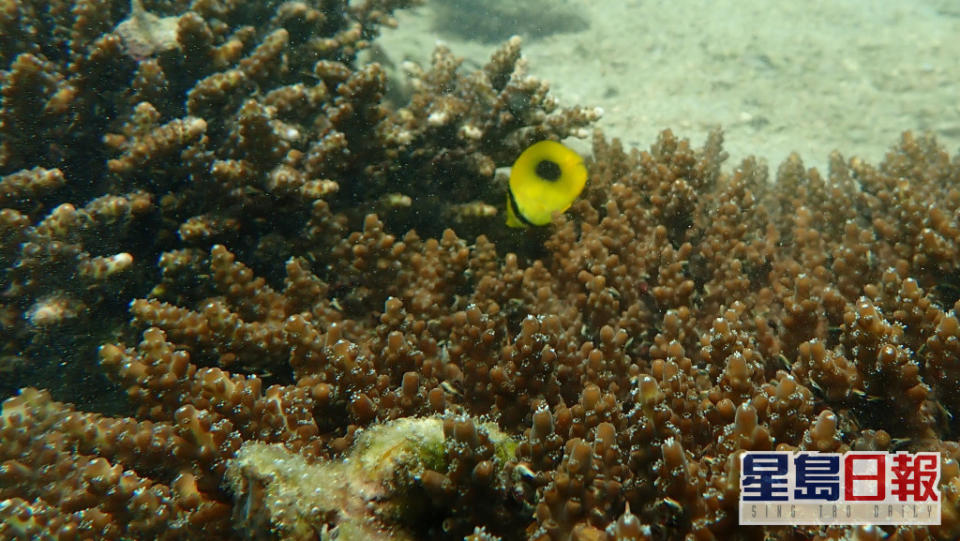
[505,140,587,227]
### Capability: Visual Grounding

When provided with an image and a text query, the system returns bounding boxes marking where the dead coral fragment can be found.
[115,0,183,60]
[25,294,81,327]
[225,416,516,540]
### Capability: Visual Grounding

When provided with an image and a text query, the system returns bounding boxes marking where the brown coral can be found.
[4,1,960,541]
[6,127,960,539]
[2,0,600,403]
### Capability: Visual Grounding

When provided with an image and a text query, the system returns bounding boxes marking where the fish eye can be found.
[535,159,562,182]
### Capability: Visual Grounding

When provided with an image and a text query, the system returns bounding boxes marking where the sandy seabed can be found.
[377,0,960,172]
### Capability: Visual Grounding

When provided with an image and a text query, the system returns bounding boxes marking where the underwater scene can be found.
[2,0,960,539]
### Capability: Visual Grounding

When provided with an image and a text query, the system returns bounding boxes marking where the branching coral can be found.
[3,127,960,539]
[4,1,960,541]
[0,0,596,402]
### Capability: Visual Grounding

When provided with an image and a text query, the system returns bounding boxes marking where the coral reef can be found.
[6,123,960,539]
[4,1,960,540]
[0,0,597,401]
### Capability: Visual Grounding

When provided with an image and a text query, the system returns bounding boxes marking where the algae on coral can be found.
[226,416,518,540]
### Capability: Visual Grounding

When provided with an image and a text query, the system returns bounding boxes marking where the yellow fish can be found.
[506,140,587,227]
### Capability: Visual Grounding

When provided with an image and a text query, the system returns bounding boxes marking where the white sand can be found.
[376,0,960,173]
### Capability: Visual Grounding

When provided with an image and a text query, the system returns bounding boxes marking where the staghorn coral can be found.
[1,0,597,402]
[1,0,430,398]
[5,125,960,540]
[5,2,960,541]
